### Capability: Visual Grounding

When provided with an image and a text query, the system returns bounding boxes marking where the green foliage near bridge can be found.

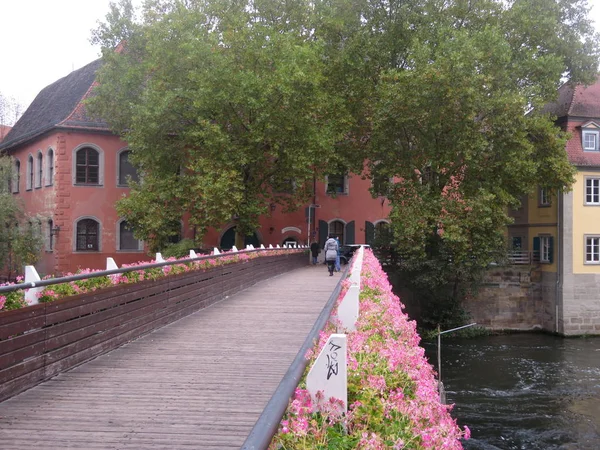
[0,156,42,282]
[89,0,599,315]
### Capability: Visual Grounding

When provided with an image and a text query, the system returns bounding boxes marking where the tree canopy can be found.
[89,0,357,250]
[90,0,599,299]
[361,0,599,305]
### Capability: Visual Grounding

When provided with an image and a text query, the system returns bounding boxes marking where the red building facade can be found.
[1,60,391,276]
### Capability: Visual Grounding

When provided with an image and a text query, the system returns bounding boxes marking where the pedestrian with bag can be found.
[323,236,339,276]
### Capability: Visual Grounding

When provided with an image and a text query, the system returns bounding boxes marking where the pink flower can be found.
[463,425,471,440]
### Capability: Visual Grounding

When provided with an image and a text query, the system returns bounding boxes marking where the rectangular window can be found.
[46,150,54,186]
[512,236,523,250]
[119,221,141,251]
[585,178,600,205]
[326,174,347,195]
[76,148,99,184]
[583,130,599,151]
[36,153,43,188]
[118,151,138,186]
[540,236,551,263]
[586,236,600,263]
[539,187,551,206]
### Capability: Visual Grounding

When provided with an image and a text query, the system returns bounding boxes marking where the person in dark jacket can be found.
[310,241,320,265]
[323,236,339,276]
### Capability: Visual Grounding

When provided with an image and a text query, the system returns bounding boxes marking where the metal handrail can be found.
[0,247,302,295]
[241,263,351,450]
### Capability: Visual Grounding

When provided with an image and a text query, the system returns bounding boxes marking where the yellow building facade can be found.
[508,79,600,335]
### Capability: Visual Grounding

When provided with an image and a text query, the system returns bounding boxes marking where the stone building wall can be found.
[463,266,544,331]
[561,273,600,335]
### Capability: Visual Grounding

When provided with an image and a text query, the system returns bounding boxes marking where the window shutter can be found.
[365,221,375,245]
[533,237,540,262]
[548,236,554,264]
[319,220,328,247]
[346,221,355,245]
[344,175,349,194]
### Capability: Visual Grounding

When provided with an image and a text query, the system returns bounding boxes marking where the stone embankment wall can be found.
[463,266,549,331]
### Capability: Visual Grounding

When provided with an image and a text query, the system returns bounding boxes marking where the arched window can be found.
[36,151,43,188]
[46,149,54,186]
[118,150,139,186]
[118,220,142,251]
[328,220,345,244]
[75,147,100,184]
[26,155,33,190]
[76,218,100,251]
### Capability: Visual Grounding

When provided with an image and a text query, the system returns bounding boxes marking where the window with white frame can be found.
[73,146,103,185]
[583,129,600,151]
[540,236,551,263]
[539,187,551,206]
[586,236,600,263]
[585,178,600,205]
[35,151,43,188]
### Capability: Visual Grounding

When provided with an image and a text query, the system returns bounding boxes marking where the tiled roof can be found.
[542,75,600,167]
[0,59,108,152]
[542,76,600,118]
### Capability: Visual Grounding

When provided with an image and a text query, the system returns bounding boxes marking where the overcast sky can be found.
[2,0,600,117]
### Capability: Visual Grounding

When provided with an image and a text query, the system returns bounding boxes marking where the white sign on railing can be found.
[106,257,119,271]
[24,265,42,305]
[306,333,347,414]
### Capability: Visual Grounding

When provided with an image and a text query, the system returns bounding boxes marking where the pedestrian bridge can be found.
[0,254,344,449]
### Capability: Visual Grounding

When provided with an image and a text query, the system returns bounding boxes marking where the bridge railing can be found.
[241,262,351,449]
[0,247,305,402]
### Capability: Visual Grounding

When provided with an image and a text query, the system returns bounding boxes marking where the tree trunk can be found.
[234,230,244,249]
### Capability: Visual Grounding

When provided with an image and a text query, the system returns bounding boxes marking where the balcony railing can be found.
[507,250,540,265]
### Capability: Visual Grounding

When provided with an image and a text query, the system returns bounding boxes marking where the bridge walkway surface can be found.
[0,264,342,450]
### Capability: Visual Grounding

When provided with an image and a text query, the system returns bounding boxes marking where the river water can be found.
[423,334,600,450]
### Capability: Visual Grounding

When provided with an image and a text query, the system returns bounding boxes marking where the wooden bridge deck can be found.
[0,265,342,449]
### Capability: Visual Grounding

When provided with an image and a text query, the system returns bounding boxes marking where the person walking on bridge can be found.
[334,237,341,272]
[324,236,339,276]
[310,241,320,265]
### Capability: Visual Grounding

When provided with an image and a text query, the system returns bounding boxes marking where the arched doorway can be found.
[220,227,260,250]
[282,237,298,247]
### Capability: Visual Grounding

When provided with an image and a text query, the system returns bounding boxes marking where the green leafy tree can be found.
[364,0,599,318]
[89,0,354,251]
[0,157,43,280]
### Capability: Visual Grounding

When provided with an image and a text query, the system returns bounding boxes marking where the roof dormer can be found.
[581,121,600,152]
